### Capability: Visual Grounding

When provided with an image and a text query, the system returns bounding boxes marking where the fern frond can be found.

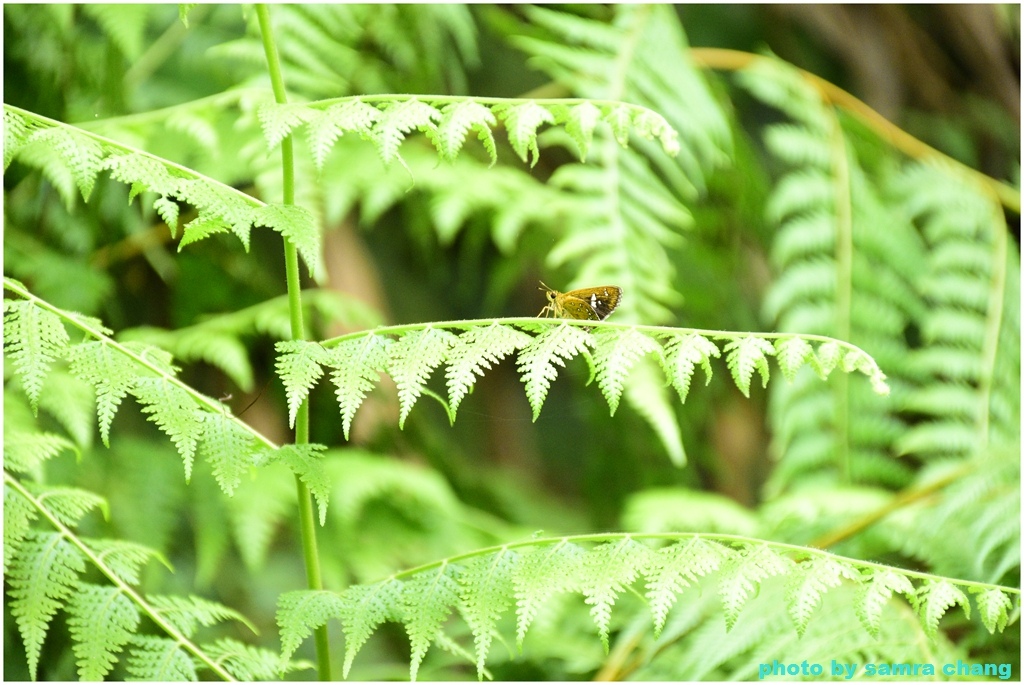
[660,333,720,403]
[972,588,1013,634]
[278,533,1019,679]
[34,486,107,527]
[401,563,462,681]
[340,579,405,678]
[718,545,793,631]
[457,548,517,679]
[88,538,165,585]
[276,340,330,428]
[592,328,662,415]
[68,340,149,447]
[516,323,594,421]
[67,583,140,680]
[724,336,775,398]
[445,323,533,416]
[325,333,391,440]
[263,94,678,173]
[580,538,651,651]
[4,105,325,278]
[147,593,255,638]
[7,531,87,679]
[125,636,197,681]
[513,541,587,648]
[785,557,860,636]
[910,580,971,638]
[3,427,77,477]
[387,326,458,428]
[252,203,324,281]
[430,100,498,164]
[266,443,330,525]
[198,411,257,496]
[4,484,38,573]
[278,590,347,661]
[3,298,70,412]
[204,637,314,680]
[645,537,733,637]
[131,377,206,480]
[856,568,915,638]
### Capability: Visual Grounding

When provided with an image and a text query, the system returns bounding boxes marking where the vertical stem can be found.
[255,5,332,680]
[828,109,853,483]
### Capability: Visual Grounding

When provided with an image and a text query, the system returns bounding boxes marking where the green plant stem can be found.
[3,472,238,682]
[829,110,853,483]
[256,5,331,680]
[690,48,1021,215]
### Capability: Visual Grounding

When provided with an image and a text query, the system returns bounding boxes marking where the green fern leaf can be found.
[646,537,733,637]
[445,323,533,416]
[8,531,86,679]
[373,99,441,165]
[131,377,206,481]
[87,539,163,585]
[31,126,104,201]
[175,179,255,249]
[3,428,77,476]
[592,328,662,415]
[278,589,346,661]
[718,545,793,631]
[402,563,461,681]
[973,588,1012,634]
[67,583,140,680]
[68,340,146,447]
[513,542,586,648]
[340,579,404,678]
[724,336,775,398]
[853,568,914,638]
[327,334,391,440]
[809,340,841,379]
[387,327,458,428]
[178,215,230,249]
[36,486,107,527]
[272,444,330,525]
[911,580,970,638]
[148,593,254,638]
[307,100,382,171]
[258,102,315,150]
[430,100,498,164]
[4,485,37,574]
[4,108,31,170]
[198,412,256,496]
[253,203,324,282]
[774,337,815,383]
[517,323,593,421]
[205,637,314,680]
[556,101,602,161]
[101,151,181,198]
[580,538,651,652]
[785,557,859,637]
[153,197,180,235]
[458,548,517,680]
[493,101,555,167]
[275,340,330,428]
[661,333,720,403]
[125,636,196,681]
[3,299,70,413]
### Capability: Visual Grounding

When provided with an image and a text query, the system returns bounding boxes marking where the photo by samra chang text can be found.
[758,659,1013,680]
